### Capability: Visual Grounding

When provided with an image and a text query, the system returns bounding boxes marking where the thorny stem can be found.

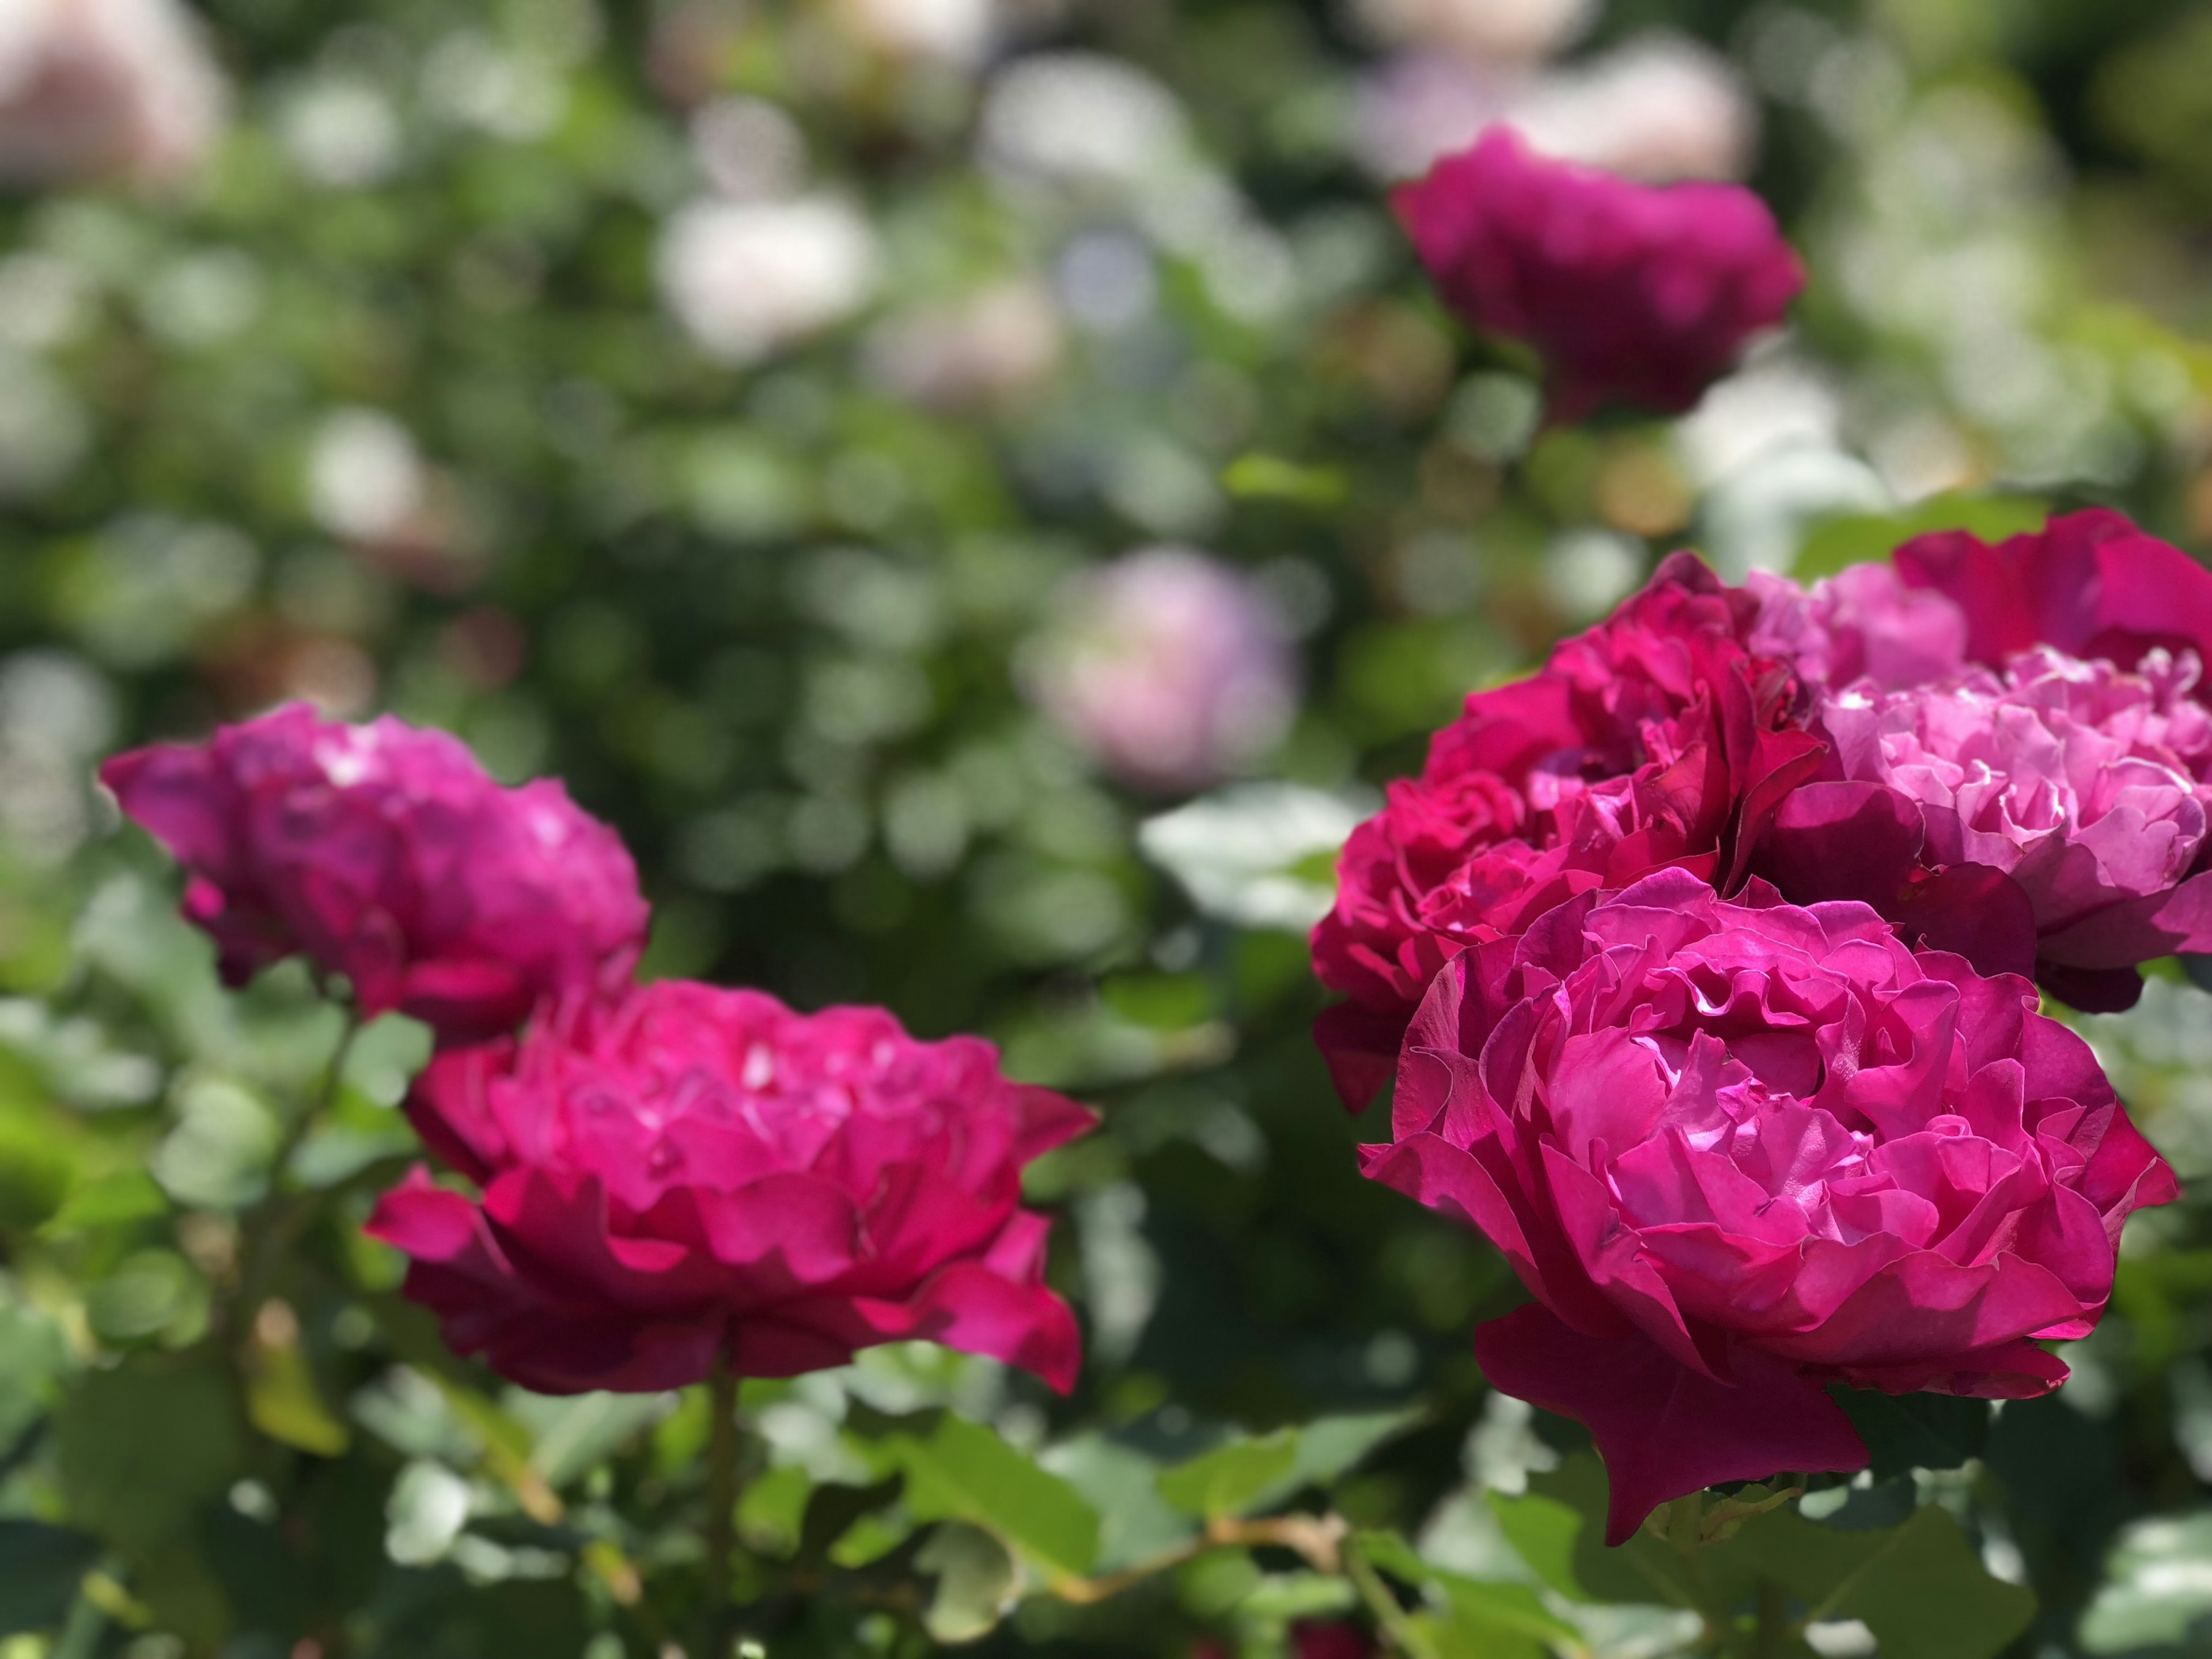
[701,1360,743,1656]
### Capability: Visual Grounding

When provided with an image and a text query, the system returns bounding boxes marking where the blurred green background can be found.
[3,0,2212,1654]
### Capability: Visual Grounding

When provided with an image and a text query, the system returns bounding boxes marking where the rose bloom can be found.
[1311,554,1822,1108]
[1027,548,1298,796]
[1368,869,2176,1542]
[1753,511,2212,1010]
[1290,1622,1377,1659]
[0,0,225,187]
[101,704,648,1047]
[1395,128,1802,421]
[369,983,1093,1394]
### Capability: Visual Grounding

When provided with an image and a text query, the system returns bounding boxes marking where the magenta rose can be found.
[368,982,1093,1395]
[1395,127,1804,422]
[1756,512,2212,1011]
[1310,554,1823,1109]
[1365,868,2177,1543]
[101,704,648,1046]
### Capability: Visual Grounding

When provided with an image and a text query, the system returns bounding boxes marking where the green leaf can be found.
[918,1522,1020,1644]
[1221,453,1349,509]
[1042,1433,1196,1572]
[40,1169,166,1237]
[1492,1454,1714,1609]
[1157,1431,1298,1521]
[245,1337,350,1458]
[0,1520,99,1635]
[2080,1510,2212,1652]
[1356,1527,1578,1649]
[1834,1388,1990,1479]
[507,1389,672,1488]
[737,1463,813,1558]
[0,1303,66,1456]
[1791,494,2050,582]
[1736,1503,2034,1659]
[1290,1409,1423,1487]
[56,1357,244,1555]
[885,1413,1100,1580]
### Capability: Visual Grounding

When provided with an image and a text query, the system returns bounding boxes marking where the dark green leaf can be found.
[1834,1388,1990,1479]
[0,1521,99,1635]
[56,1357,244,1555]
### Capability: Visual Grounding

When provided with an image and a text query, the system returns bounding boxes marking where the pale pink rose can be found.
[0,0,226,187]
[1029,549,1297,794]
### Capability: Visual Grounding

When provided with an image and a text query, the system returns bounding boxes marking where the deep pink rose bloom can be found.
[1395,127,1804,422]
[1758,512,2212,1010]
[101,704,648,1047]
[1310,554,1823,1109]
[1366,869,2177,1543]
[367,983,1093,1395]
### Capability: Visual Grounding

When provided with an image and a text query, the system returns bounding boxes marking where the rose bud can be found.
[101,703,648,1047]
[368,983,1094,1395]
[1395,127,1802,422]
[1366,868,2177,1543]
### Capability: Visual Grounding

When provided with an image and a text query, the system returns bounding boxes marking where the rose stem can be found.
[701,1358,741,1654]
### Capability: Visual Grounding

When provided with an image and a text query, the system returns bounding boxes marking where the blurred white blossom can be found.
[978,53,1187,191]
[835,0,997,67]
[1354,0,1593,65]
[277,75,404,188]
[1355,32,1755,181]
[0,0,226,187]
[657,195,878,365]
[307,409,426,544]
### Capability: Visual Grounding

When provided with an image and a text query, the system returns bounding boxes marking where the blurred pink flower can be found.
[1368,868,2177,1542]
[1396,128,1802,422]
[1029,548,1298,794]
[102,704,647,1046]
[1290,1620,1378,1659]
[0,0,225,187]
[371,983,1093,1394]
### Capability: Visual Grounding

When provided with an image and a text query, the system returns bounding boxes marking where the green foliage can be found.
[882,1413,1101,1581]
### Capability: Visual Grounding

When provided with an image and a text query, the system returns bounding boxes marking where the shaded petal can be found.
[1474,1303,1866,1546]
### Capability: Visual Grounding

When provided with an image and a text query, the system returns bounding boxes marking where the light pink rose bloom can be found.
[370,984,1093,1394]
[101,704,649,1046]
[1745,562,1970,698]
[1820,648,2212,940]
[0,0,226,187]
[1029,548,1298,794]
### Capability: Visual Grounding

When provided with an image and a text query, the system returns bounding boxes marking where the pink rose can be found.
[368,983,1093,1394]
[101,704,648,1047]
[1310,554,1823,1108]
[1394,127,1802,422]
[1759,513,2212,1010]
[1366,869,2176,1543]
[1028,548,1298,795]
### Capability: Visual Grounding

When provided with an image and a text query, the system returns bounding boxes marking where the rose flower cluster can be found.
[104,706,1091,1395]
[1320,133,2189,1539]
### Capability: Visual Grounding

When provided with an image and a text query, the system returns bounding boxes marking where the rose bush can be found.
[1310,553,1822,1107]
[1755,511,2212,1010]
[101,704,649,1046]
[368,980,1093,1394]
[1394,126,1802,421]
[1364,868,2176,1541]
